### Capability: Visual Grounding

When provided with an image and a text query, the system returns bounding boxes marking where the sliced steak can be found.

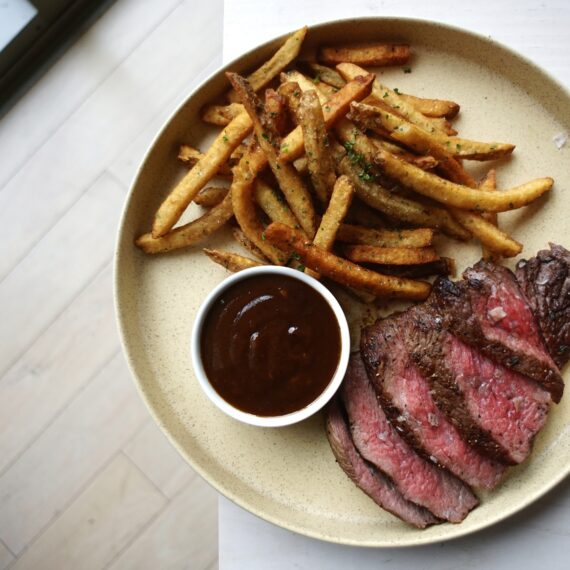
[432,267,563,403]
[410,301,551,465]
[341,353,478,523]
[325,397,439,528]
[516,243,570,369]
[361,311,506,489]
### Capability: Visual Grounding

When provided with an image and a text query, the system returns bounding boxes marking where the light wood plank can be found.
[0,540,14,570]
[0,171,124,379]
[123,420,196,499]
[0,0,182,189]
[0,262,118,474]
[107,54,221,190]
[11,454,166,570]
[0,0,223,281]
[108,475,218,570]
[0,352,148,554]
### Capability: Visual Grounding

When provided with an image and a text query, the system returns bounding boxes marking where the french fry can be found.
[201,103,245,126]
[193,186,229,207]
[371,138,439,171]
[254,179,299,228]
[399,93,460,119]
[308,176,354,278]
[178,143,247,168]
[278,80,303,123]
[278,73,375,162]
[228,27,308,102]
[307,62,346,89]
[318,43,410,67]
[137,191,234,254]
[479,170,500,261]
[450,206,523,257]
[265,89,288,135]
[232,227,270,262]
[348,99,514,162]
[264,222,431,301]
[345,245,440,265]
[204,249,264,272]
[152,111,252,237]
[282,70,329,104]
[231,144,287,265]
[298,89,337,203]
[178,145,233,178]
[337,225,434,248]
[376,257,457,278]
[335,120,471,240]
[374,148,553,212]
[227,72,317,237]
[337,62,452,137]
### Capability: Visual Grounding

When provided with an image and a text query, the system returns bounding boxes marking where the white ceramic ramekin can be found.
[190,266,350,427]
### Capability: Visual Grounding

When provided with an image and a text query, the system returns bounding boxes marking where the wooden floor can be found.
[0,1,223,568]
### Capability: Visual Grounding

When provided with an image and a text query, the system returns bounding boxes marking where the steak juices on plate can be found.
[327,244,570,527]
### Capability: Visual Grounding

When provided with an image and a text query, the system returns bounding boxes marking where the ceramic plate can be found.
[114,18,570,547]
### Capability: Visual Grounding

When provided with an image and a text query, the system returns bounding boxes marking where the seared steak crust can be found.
[341,353,478,523]
[325,397,439,528]
[516,244,570,369]
[431,271,563,403]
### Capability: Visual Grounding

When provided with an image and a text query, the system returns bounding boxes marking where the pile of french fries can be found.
[135,26,554,302]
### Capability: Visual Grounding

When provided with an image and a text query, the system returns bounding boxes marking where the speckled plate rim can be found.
[114,16,570,547]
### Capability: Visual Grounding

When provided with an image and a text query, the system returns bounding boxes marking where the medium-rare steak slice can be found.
[516,243,570,369]
[411,303,551,465]
[361,311,506,489]
[432,267,563,403]
[341,353,478,523]
[325,397,439,528]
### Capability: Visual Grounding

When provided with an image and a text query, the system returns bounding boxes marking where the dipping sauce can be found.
[200,274,342,417]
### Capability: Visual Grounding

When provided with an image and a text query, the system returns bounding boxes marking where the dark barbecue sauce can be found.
[201,274,341,416]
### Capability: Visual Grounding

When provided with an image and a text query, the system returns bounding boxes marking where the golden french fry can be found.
[152,111,252,237]
[278,73,375,162]
[137,191,234,253]
[231,144,287,265]
[178,145,233,178]
[307,62,346,89]
[337,62,448,136]
[254,179,299,228]
[349,99,514,162]
[450,207,522,257]
[264,222,431,301]
[265,88,288,135]
[374,148,553,212]
[337,225,434,248]
[377,256,457,278]
[193,186,229,207]
[282,70,329,104]
[479,170,500,261]
[227,72,317,237]
[314,176,354,250]
[371,138,439,171]
[204,249,264,272]
[399,93,460,119]
[345,245,440,265]
[227,27,308,102]
[308,176,354,278]
[318,43,410,67]
[232,227,270,261]
[278,80,303,123]
[201,103,245,126]
[335,120,471,240]
[298,89,337,203]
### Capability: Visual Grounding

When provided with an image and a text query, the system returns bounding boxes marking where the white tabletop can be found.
[219,1,570,568]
